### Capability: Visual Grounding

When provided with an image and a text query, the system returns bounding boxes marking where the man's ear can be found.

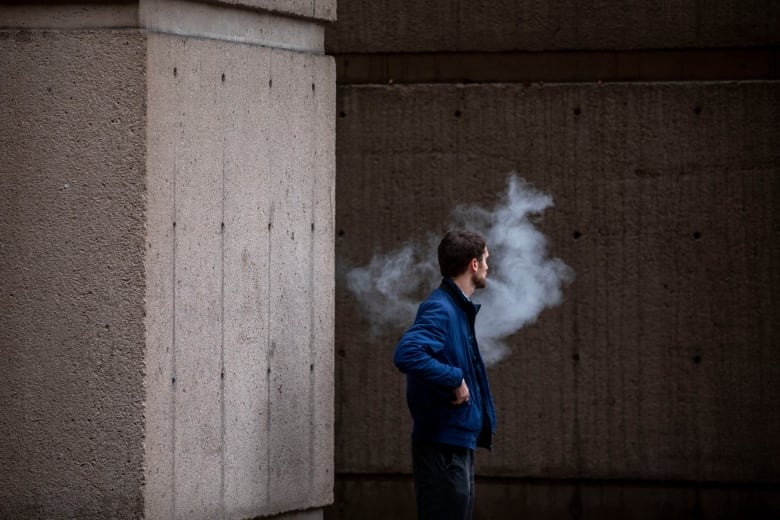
[470,257,479,272]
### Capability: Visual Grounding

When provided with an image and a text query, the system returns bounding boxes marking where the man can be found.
[394,230,497,520]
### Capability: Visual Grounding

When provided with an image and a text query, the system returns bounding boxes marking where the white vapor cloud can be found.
[345,174,574,366]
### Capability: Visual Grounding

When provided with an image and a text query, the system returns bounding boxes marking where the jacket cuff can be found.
[449,367,464,388]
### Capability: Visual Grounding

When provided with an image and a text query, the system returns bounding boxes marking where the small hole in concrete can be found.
[312,83,316,92]
[310,364,314,371]
[573,231,582,239]
[454,110,462,118]
[172,221,176,228]
[268,222,272,230]
[221,73,225,82]
[693,106,702,115]
[311,223,315,231]
[572,353,580,361]
[693,231,701,240]
[221,372,224,379]
[338,229,345,237]
[269,79,273,88]
[173,67,177,77]
[172,377,176,384]
[573,107,581,116]
[693,355,702,364]
[339,111,346,118]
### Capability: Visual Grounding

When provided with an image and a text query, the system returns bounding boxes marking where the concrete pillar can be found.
[1,1,335,519]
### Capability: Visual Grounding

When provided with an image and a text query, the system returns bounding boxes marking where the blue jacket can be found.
[394,278,497,449]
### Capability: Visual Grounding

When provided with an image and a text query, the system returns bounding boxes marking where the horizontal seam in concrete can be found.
[332,48,780,84]
[337,79,780,89]
[334,473,780,490]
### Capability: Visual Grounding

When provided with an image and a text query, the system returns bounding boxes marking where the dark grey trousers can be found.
[412,440,475,520]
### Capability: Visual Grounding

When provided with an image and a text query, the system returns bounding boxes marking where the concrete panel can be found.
[145,32,335,519]
[326,0,779,52]
[170,38,225,519]
[219,44,273,519]
[334,82,780,482]
[144,34,178,520]
[265,48,333,514]
[309,46,337,508]
[0,30,147,518]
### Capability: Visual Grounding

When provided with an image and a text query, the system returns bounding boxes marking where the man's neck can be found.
[451,274,476,299]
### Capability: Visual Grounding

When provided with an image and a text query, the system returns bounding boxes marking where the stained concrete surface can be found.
[327,2,780,516]
[334,82,780,481]
[326,0,780,52]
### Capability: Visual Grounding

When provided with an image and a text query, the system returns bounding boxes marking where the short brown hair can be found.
[437,230,486,278]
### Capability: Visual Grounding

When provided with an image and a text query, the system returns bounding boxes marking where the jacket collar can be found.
[440,277,481,317]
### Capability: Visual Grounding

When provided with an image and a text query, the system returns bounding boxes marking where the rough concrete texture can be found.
[0,30,148,518]
[326,0,780,52]
[144,32,335,520]
[334,82,780,482]
[326,476,780,519]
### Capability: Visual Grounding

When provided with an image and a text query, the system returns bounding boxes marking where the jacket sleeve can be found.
[393,299,464,389]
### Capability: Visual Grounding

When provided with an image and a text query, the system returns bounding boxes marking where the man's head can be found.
[438,231,489,289]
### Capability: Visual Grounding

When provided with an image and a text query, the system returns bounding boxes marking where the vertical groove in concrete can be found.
[308,70,319,499]
[220,141,226,516]
[172,151,179,520]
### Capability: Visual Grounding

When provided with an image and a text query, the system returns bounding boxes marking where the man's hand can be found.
[452,379,470,405]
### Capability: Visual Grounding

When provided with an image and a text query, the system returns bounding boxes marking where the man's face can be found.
[472,247,489,289]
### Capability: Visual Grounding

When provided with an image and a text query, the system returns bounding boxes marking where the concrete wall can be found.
[1,1,335,519]
[326,1,780,518]
[0,28,148,518]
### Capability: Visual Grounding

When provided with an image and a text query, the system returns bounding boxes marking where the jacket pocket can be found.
[445,399,480,432]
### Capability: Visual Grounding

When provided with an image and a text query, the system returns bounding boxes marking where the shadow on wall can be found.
[324,475,780,519]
